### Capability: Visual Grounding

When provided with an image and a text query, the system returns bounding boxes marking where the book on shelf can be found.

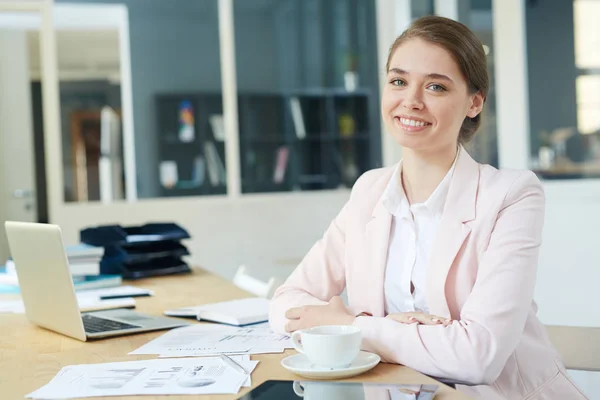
[159,161,178,189]
[289,97,306,139]
[72,274,123,290]
[209,114,225,141]
[204,141,226,186]
[273,146,290,184]
[65,244,104,259]
[164,297,269,326]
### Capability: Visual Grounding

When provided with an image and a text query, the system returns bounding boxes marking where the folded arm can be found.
[354,172,545,385]
[268,170,382,333]
[268,200,350,333]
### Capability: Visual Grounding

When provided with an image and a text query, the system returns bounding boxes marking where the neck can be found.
[401,145,458,204]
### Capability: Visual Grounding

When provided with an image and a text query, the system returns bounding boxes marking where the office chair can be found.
[232,265,281,299]
[545,325,600,371]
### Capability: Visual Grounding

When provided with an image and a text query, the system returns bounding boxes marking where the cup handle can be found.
[291,331,304,353]
[292,381,305,397]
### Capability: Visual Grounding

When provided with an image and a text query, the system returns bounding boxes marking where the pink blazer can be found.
[269,150,588,400]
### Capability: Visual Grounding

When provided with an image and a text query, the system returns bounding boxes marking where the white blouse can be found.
[382,151,458,315]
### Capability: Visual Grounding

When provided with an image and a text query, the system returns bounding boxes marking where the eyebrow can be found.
[388,68,454,84]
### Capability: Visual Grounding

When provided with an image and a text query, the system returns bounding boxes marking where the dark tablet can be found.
[237,380,438,399]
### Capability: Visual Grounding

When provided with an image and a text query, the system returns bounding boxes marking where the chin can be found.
[390,131,432,150]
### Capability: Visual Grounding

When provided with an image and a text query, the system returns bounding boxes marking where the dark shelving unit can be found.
[156,89,377,195]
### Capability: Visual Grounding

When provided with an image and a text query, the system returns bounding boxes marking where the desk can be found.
[0,269,469,399]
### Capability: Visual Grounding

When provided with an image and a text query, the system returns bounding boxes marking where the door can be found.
[0,25,38,263]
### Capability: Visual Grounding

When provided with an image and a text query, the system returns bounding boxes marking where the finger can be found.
[428,315,453,326]
[385,314,417,324]
[409,313,444,325]
[285,307,305,319]
[285,318,302,333]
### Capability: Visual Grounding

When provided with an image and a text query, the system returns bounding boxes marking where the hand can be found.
[385,312,452,327]
[285,296,355,333]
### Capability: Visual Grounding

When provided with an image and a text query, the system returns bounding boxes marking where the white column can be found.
[492,0,530,169]
[40,0,63,222]
[435,0,471,21]
[218,0,241,197]
[118,6,137,201]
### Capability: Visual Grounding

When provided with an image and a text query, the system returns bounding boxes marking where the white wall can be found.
[54,189,349,282]
[535,182,600,327]
[0,30,37,263]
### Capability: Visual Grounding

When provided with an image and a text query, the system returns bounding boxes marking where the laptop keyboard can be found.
[82,314,142,333]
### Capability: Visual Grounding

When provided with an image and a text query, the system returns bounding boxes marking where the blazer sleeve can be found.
[268,168,385,334]
[268,198,350,334]
[353,171,545,385]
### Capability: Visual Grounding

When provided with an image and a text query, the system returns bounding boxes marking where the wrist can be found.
[342,313,357,325]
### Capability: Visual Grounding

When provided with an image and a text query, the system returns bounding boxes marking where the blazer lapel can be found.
[426,149,479,317]
[364,190,393,317]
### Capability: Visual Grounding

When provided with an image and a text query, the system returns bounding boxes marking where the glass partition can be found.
[527,0,600,179]
[233,0,381,193]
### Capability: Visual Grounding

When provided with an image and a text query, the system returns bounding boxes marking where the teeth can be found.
[400,117,427,127]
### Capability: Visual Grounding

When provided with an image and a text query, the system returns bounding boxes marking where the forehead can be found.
[389,38,463,81]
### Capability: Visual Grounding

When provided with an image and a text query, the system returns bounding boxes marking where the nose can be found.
[402,87,424,110]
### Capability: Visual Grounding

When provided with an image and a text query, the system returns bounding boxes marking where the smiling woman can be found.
[269,16,588,400]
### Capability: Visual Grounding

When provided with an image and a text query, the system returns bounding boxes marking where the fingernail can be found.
[432,318,440,323]
[409,316,416,321]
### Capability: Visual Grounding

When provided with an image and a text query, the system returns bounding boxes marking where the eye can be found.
[428,84,446,92]
[390,78,406,87]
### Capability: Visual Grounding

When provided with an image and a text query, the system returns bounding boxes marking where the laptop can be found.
[4,221,189,341]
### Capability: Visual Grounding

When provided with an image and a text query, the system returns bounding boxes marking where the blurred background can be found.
[0,0,599,394]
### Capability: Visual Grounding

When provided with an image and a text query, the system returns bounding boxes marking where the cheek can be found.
[434,99,467,127]
[381,89,400,113]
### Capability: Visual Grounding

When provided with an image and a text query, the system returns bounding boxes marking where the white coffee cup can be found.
[291,325,362,368]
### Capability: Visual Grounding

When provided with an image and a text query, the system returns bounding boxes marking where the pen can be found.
[220,354,250,375]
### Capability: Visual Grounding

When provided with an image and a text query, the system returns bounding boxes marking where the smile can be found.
[394,116,432,131]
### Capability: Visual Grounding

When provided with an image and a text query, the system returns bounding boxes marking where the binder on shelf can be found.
[101,256,190,280]
[81,223,190,247]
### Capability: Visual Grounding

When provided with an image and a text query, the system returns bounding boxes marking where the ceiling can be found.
[27,30,120,82]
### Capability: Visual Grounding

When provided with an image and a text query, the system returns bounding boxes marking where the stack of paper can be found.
[129,324,292,358]
[26,355,258,399]
[0,294,136,314]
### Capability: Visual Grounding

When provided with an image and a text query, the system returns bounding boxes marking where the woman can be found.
[269,16,587,400]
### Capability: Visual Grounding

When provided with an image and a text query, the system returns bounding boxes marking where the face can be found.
[382,38,484,153]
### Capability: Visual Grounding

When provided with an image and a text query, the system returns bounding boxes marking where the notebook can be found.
[164,297,269,326]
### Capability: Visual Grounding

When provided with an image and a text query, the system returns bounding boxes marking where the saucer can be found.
[281,351,381,380]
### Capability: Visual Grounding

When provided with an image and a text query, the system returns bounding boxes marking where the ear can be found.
[467,92,484,118]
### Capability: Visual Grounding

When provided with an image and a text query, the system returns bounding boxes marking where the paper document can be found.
[26,356,254,399]
[0,296,135,314]
[130,324,291,358]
